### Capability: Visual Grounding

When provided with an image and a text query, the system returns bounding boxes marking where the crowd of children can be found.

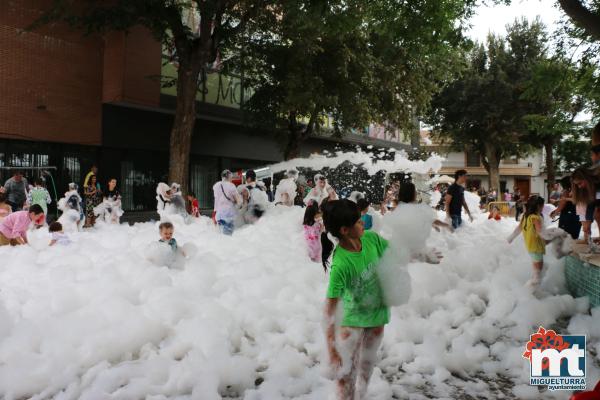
[1,122,599,400]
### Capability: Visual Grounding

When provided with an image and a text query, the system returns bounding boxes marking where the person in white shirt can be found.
[275,169,299,206]
[213,170,242,235]
[304,174,338,206]
[238,169,269,224]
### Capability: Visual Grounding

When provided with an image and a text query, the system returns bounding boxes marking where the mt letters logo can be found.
[523,326,586,391]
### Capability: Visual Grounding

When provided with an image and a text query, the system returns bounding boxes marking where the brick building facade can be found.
[0,1,416,214]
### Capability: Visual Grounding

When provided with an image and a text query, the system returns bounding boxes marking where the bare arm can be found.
[507,221,522,243]
[534,218,543,235]
[444,194,452,216]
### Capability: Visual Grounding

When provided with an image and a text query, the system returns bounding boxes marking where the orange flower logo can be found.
[523,327,571,371]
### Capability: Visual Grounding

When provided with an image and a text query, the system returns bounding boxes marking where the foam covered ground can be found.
[0,207,599,400]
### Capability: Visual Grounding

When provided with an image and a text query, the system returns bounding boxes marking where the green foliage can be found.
[239,0,476,157]
[555,125,592,173]
[429,20,549,163]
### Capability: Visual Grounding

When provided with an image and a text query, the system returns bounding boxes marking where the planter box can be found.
[565,249,600,307]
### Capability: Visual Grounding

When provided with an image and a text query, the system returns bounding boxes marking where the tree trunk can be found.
[283,111,317,160]
[168,61,202,194]
[284,127,303,161]
[482,142,501,201]
[557,0,600,42]
[544,139,556,200]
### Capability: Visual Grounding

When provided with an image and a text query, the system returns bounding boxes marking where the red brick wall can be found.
[0,0,103,145]
[102,31,125,104]
[102,27,162,107]
[122,26,161,107]
[0,1,163,146]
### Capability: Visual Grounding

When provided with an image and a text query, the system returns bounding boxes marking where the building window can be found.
[466,151,481,167]
[62,156,81,185]
[190,163,218,209]
[121,161,160,211]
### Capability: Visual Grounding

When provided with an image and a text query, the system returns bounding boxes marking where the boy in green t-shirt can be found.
[322,199,389,399]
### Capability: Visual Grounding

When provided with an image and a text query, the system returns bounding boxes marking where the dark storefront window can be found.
[466,151,481,167]
[190,157,219,209]
[62,156,81,185]
[121,161,162,211]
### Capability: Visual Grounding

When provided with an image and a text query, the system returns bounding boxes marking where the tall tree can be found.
[428,20,549,197]
[240,0,476,159]
[37,0,262,193]
[555,124,593,173]
[520,56,594,197]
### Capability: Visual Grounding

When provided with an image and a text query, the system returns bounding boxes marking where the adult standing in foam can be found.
[588,124,600,231]
[213,170,242,235]
[3,170,28,211]
[84,174,102,228]
[274,169,299,206]
[513,187,523,221]
[304,174,338,206]
[83,165,98,189]
[0,204,45,246]
[550,176,581,240]
[238,169,268,223]
[445,169,473,229]
[549,183,562,206]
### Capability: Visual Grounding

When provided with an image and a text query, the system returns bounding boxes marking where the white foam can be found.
[0,172,594,399]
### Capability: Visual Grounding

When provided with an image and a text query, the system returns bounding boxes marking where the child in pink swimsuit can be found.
[303,201,324,263]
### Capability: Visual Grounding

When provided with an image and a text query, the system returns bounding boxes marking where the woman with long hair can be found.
[84,174,102,228]
[571,168,596,243]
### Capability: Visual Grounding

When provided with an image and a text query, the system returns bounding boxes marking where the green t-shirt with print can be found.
[326,230,390,327]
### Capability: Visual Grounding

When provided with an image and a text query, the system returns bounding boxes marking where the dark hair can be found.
[572,167,595,205]
[560,176,571,191]
[33,177,43,186]
[321,199,361,271]
[28,204,44,215]
[592,144,600,155]
[188,192,196,197]
[246,169,256,181]
[398,182,417,203]
[159,222,174,231]
[303,201,320,226]
[356,198,370,212]
[49,221,63,232]
[522,195,544,228]
[454,169,467,180]
[0,192,6,203]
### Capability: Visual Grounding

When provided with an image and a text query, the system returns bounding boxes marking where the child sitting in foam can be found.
[48,221,71,246]
[146,221,196,268]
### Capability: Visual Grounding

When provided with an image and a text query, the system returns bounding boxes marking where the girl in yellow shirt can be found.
[519,196,546,287]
